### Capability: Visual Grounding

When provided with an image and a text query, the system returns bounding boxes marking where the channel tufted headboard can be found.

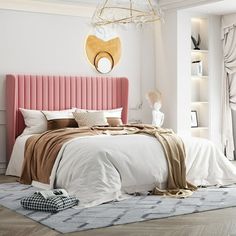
[6,75,129,161]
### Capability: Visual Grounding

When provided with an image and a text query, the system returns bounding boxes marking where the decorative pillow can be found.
[75,107,123,118]
[106,117,123,127]
[73,111,108,127]
[46,119,78,130]
[19,108,47,135]
[42,109,77,130]
[21,193,79,213]
[20,108,77,135]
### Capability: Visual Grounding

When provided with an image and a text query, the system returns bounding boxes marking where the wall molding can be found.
[159,0,223,11]
[0,163,6,174]
[0,110,5,125]
[0,0,95,17]
[0,0,223,16]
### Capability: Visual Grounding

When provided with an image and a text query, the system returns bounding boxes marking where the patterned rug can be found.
[1,182,236,233]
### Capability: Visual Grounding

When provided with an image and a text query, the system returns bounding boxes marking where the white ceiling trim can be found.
[0,0,224,16]
[0,0,95,17]
[159,0,223,11]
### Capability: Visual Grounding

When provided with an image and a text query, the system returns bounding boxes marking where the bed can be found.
[5,74,236,208]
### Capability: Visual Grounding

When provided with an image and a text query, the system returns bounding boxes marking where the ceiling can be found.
[2,0,235,17]
[32,0,98,6]
[32,0,160,6]
[188,0,236,15]
[32,0,236,14]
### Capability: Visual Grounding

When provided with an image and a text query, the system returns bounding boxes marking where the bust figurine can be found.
[146,90,164,127]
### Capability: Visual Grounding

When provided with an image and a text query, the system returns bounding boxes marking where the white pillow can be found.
[20,108,75,135]
[42,109,75,120]
[20,108,47,136]
[75,108,123,118]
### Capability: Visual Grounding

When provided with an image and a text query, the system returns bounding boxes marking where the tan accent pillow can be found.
[47,118,78,130]
[42,109,77,130]
[73,111,108,127]
[106,117,123,127]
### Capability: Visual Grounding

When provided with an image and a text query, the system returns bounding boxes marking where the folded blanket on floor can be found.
[21,192,79,212]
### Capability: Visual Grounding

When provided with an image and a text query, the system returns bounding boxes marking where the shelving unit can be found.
[191,50,208,54]
[190,18,209,139]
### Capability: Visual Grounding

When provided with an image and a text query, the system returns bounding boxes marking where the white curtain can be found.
[222,14,236,160]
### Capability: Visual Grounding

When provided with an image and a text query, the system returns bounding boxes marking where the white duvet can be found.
[6,133,236,208]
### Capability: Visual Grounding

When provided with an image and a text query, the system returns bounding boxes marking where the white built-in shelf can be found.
[191,101,208,104]
[191,127,208,130]
[190,17,209,139]
[191,75,208,79]
[191,49,208,54]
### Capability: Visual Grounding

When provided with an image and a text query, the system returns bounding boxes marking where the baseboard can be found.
[0,163,6,174]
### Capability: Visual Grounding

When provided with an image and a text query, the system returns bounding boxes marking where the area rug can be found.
[1,182,236,233]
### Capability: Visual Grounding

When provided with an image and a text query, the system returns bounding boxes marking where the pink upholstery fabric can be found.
[6,75,129,161]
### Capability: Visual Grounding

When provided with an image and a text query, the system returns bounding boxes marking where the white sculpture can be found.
[146,90,164,127]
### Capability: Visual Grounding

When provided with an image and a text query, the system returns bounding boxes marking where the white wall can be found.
[208,15,223,147]
[177,11,192,136]
[154,10,191,134]
[0,9,156,172]
[155,11,178,132]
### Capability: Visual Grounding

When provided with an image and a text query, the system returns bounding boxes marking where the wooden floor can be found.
[1,175,236,236]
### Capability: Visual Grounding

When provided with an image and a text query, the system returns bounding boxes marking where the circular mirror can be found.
[94,51,114,74]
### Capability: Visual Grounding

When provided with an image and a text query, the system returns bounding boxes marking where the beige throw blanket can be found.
[20,124,197,196]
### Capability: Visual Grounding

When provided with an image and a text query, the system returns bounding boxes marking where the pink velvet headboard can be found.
[6,75,129,161]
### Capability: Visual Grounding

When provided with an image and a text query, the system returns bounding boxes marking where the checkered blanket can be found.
[21,192,79,212]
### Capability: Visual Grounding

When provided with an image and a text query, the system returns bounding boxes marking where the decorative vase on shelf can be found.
[145,90,164,127]
[191,34,201,50]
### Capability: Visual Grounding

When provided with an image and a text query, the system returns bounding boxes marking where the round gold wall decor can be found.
[94,51,114,74]
[85,35,121,74]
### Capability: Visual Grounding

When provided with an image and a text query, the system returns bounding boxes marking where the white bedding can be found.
[6,134,32,177]
[6,133,236,208]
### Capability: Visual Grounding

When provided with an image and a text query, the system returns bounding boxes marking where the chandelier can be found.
[92,0,162,27]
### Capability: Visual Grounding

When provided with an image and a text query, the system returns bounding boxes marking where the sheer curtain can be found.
[222,14,236,160]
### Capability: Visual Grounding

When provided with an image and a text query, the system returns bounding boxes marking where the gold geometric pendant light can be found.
[92,0,162,27]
